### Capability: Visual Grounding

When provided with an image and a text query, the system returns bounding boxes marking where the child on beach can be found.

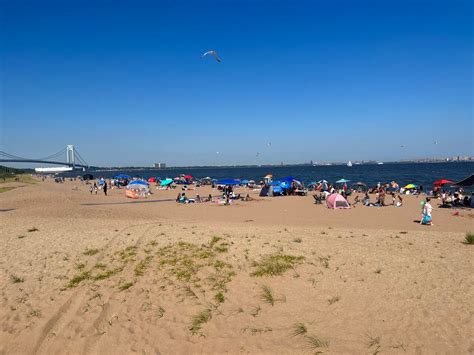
[420,198,433,225]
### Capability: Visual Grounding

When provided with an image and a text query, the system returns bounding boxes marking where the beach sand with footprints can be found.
[1,178,473,354]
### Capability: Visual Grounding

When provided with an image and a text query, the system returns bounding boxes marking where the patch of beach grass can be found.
[10,274,24,283]
[250,253,304,277]
[119,246,137,262]
[328,296,340,305]
[28,309,42,318]
[306,334,329,350]
[134,255,153,276]
[293,237,302,243]
[93,267,123,281]
[464,232,474,245]
[0,186,16,193]
[260,284,276,306]
[67,271,90,288]
[189,308,212,334]
[291,322,308,337]
[118,281,134,291]
[214,291,225,304]
[83,248,99,256]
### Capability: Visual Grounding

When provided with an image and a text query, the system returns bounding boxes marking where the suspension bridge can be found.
[0,145,89,169]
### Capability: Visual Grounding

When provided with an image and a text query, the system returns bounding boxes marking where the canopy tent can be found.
[82,174,94,181]
[335,178,350,184]
[216,179,241,186]
[326,193,350,209]
[160,178,174,187]
[453,174,474,187]
[114,174,131,179]
[404,184,417,189]
[433,179,454,186]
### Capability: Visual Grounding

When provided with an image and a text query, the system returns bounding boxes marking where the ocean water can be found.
[86,162,474,189]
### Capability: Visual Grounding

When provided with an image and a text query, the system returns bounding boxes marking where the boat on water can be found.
[347,161,352,167]
[377,162,384,165]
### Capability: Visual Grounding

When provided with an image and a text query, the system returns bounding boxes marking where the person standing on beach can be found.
[103,181,108,196]
[93,182,98,194]
[420,198,433,225]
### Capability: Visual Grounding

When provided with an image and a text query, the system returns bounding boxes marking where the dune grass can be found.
[464,232,474,245]
[189,308,212,334]
[251,253,304,277]
[10,274,25,283]
[260,284,276,306]
[0,186,16,193]
[291,322,308,337]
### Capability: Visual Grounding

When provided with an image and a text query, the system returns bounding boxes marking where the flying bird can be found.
[201,50,221,62]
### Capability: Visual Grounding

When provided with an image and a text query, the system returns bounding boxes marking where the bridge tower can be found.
[66,145,75,167]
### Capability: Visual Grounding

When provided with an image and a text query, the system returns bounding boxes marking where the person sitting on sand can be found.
[353,195,360,206]
[195,194,201,203]
[420,197,433,225]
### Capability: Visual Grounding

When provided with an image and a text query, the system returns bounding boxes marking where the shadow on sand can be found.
[81,199,175,206]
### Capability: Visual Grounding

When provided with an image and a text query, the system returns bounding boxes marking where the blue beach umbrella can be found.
[114,174,131,179]
[129,180,149,186]
[216,179,241,185]
[336,178,350,184]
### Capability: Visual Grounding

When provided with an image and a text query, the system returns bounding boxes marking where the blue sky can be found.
[1,0,472,167]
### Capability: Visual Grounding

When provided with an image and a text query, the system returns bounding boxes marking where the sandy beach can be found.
[1,178,473,354]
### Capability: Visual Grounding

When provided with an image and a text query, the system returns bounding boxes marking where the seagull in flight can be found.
[201,50,221,62]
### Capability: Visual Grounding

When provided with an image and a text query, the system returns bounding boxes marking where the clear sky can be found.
[1,0,473,167]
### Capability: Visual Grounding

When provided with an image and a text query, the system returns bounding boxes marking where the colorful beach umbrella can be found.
[433,179,454,186]
[404,183,417,189]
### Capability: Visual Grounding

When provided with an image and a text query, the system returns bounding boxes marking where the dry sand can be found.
[1,178,473,354]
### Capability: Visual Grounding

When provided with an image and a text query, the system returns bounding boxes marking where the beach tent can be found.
[160,178,174,187]
[326,193,350,209]
[126,181,150,198]
[114,174,131,179]
[216,179,241,186]
[148,177,156,183]
[452,174,474,187]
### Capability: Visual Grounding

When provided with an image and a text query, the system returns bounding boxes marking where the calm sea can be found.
[83,162,474,189]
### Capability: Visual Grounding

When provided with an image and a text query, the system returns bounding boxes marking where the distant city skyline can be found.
[1,0,473,167]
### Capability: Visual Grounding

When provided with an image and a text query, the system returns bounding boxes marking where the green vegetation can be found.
[67,271,91,288]
[464,232,474,245]
[0,186,16,193]
[328,296,340,305]
[214,291,225,304]
[118,281,134,291]
[10,274,24,283]
[291,322,308,337]
[251,253,304,277]
[189,308,212,334]
[83,248,100,256]
[306,334,329,349]
[134,255,153,276]
[260,284,276,306]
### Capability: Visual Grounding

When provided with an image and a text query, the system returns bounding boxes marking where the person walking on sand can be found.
[89,185,93,195]
[420,197,433,225]
[93,182,98,195]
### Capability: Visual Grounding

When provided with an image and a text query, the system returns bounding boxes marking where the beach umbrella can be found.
[404,183,417,189]
[336,179,350,184]
[148,177,156,183]
[129,180,149,186]
[433,179,454,186]
[241,179,249,184]
[216,179,241,186]
[184,175,193,180]
[355,182,366,186]
[160,178,174,187]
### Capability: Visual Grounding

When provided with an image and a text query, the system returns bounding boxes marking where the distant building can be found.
[154,163,166,169]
